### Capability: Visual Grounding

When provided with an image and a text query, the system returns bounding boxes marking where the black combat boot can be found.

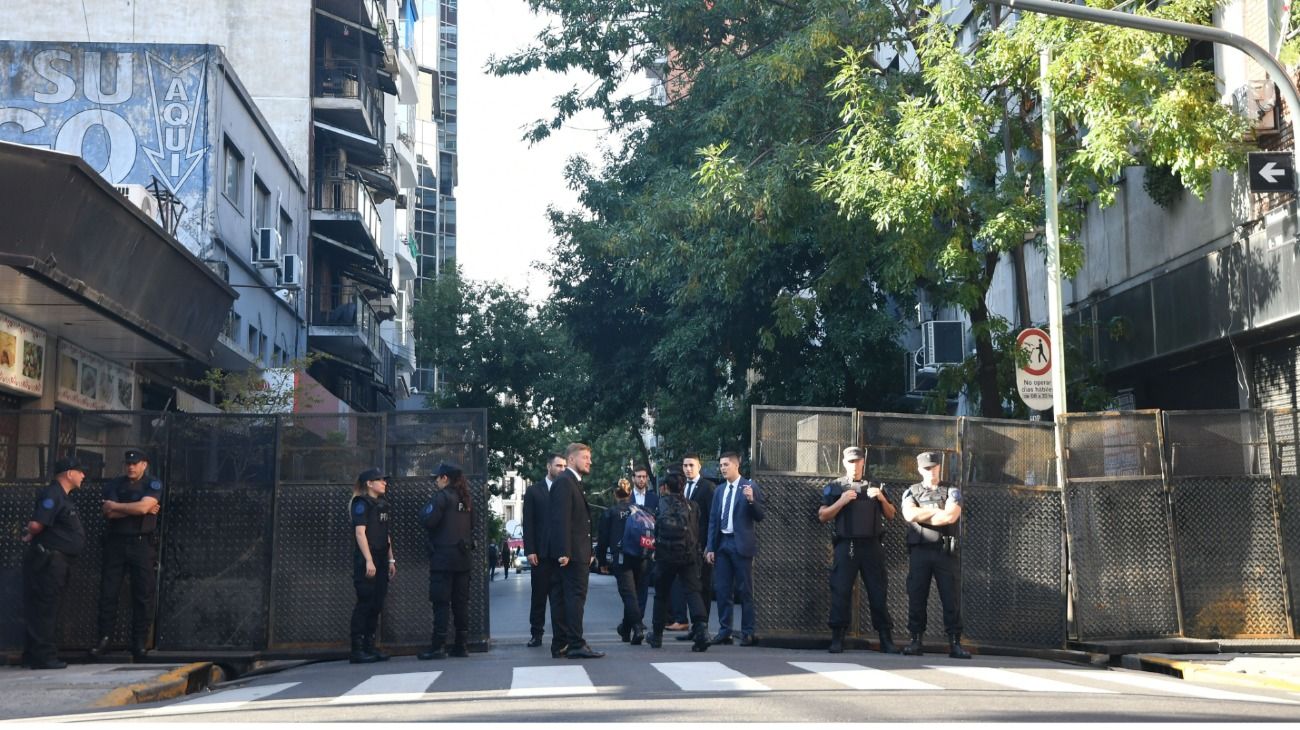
[647,630,663,649]
[617,622,631,642]
[364,635,390,661]
[948,633,971,659]
[88,636,110,659]
[630,624,645,646]
[350,635,381,664]
[828,628,845,654]
[691,625,710,653]
[901,634,924,656]
[417,632,447,661]
[450,631,469,658]
[878,630,900,654]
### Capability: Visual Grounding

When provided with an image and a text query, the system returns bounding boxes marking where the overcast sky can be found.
[456,1,611,300]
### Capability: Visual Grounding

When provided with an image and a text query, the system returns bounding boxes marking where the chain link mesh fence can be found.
[1269,410,1300,635]
[752,407,856,476]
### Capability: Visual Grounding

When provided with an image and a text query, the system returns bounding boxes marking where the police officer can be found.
[349,467,395,664]
[90,449,163,661]
[819,446,899,654]
[900,451,970,659]
[418,462,474,660]
[21,457,87,670]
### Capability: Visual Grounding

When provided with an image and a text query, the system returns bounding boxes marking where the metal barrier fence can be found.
[752,405,1300,648]
[1,409,488,658]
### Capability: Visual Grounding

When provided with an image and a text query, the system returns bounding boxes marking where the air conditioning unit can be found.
[1248,80,1280,136]
[921,320,965,368]
[255,228,282,266]
[279,253,303,287]
[113,184,161,223]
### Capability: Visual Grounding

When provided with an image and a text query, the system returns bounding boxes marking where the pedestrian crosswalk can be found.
[129,660,1294,717]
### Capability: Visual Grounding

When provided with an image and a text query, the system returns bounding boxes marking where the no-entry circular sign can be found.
[1016,327,1053,411]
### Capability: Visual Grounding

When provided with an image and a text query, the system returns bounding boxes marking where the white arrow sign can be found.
[1259,161,1286,184]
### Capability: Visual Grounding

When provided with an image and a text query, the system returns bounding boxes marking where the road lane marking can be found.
[790,662,943,691]
[328,671,443,705]
[652,662,770,692]
[142,682,300,715]
[509,666,596,697]
[931,666,1113,693]
[1057,669,1298,705]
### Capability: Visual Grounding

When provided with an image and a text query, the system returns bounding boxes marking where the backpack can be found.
[655,496,696,564]
[621,504,656,558]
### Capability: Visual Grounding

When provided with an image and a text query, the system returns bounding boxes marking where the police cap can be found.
[842,446,865,462]
[433,462,462,479]
[358,467,387,483]
[124,449,147,464]
[53,457,84,474]
[916,451,941,468]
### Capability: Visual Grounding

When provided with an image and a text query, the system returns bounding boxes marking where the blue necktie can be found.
[722,483,735,533]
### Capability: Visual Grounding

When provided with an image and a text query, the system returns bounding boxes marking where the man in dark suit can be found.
[706,451,765,646]
[546,442,604,659]
[523,453,565,648]
[673,453,715,639]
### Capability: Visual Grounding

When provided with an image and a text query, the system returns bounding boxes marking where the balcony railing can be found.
[314,59,385,141]
[312,173,381,250]
[310,284,382,356]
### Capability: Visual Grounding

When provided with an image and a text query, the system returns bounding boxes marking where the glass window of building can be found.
[223,138,244,208]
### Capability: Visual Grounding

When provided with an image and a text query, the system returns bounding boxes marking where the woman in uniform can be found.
[596,478,648,644]
[349,467,395,664]
[418,462,474,660]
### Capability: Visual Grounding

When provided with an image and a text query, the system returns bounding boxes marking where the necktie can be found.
[687,480,695,500]
[722,483,735,533]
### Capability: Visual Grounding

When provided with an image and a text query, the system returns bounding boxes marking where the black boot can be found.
[948,633,971,659]
[365,635,390,661]
[450,631,469,658]
[901,634,924,656]
[630,624,645,646]
[418,633,447,661]
[878,630,900,654]
[617,622,631,642]
[350,635,381,664]
[647,630,663,649]
[691,625,710,653]
[527,633,543,648]
[88,636,110,659]
[828,628,845,654]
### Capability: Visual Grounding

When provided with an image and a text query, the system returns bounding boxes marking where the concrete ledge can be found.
[1126,654,1300,694]
[92,662,218,708]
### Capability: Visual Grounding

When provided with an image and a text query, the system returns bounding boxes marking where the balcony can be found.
[313,60,386,151]
[311,172,382,257]
[309,284,383,364]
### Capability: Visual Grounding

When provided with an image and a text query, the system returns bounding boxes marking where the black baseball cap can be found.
[124,449,147,464]
[358,467,387,482]
[53,457,84,474]
[434,462,461,478]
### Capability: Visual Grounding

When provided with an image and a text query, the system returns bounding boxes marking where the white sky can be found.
[456,1,612,300]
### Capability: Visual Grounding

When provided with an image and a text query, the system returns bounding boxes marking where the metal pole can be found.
[995,0,1300,187]
[1042,48,1068,421]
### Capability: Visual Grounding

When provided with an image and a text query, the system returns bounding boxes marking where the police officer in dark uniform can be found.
[900,451,970,659]
[819,446,899,654]
[90,449,163,661]
[21,457,87,670]
[418,462,474,660]
[349,467,395,664]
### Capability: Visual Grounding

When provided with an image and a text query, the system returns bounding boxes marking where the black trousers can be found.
[350,556,390,638]
[829,537,893,632]
[429,569,470,642]
[906,543,962,636]
[612,556,647,630]
[548,557,589,651]
[97,534,156,647]
[529,559,552,638]
[652,558,705,633]
[23,546,72,665]
[671,558,712,623]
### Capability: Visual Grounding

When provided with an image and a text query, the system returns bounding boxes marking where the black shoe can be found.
[417,647,447,660]
[551,644,569,659]
[349,636,381,664]
[29,659,67,670]
[647,633,663,649]
[948,634,972,659]
[710,632,733,645]
[829,628,845,654]
[527,635,543,648]
[691,627,710,653]
[630,625,645,646]
[450,645,469,658]
[902,634,924,656]
[566,644,605,659]
[740,634,758,647]
[364,635,390,662]
[879,631,901,654]
[616,623,631,643]
[88,636,110,659]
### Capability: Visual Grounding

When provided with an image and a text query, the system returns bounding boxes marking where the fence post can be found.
[1265,410,1298,637]
[265,414,284,650]
[1157,411,1186,637]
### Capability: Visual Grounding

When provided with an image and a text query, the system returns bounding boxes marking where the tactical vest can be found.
[425,488,472,571]
[905,483,958,545]
[829,478,884,539]
[105,475,160,535]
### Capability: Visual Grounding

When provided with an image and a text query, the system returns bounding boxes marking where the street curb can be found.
[91,662,218,708]
[1127,654,1300,694]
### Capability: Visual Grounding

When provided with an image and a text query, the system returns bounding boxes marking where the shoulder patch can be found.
[41,497,55,509]
[149,480,162,491]
[353,501,367,515]
[422,502,434,515]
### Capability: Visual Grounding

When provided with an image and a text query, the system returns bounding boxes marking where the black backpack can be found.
[655,496,696,564]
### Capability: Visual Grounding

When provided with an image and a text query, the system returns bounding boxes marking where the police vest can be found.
[351,495,391,559]
[423,488,472,571]
[905,483,959,545]
[826,478,885,539]
[104,475,162,535]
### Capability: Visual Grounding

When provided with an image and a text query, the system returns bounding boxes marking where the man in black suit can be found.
[674,453,715,639]
[546,442,603,659]
[523,453,565,648]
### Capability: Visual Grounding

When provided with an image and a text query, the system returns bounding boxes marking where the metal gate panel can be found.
[752,406,856,477]
[750,476,834,639]
[267,482,354,648]
[1,480,42,651]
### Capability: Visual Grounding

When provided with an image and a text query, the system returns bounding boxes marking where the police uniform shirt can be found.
[31,481,86,556]
[350,495,391,561]
[822,477,887,539]
[902,483,962,545]
[103,475,163,535]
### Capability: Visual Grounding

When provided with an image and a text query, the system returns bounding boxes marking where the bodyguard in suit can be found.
[629,466,658,512]
[523,453,565,648]
[705,451,765,646]
[672,454,714,637]
[546,442,604,659]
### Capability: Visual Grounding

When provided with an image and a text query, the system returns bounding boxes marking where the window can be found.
[253,177,270,229]
[248,325,260,358]
[223,138,244,208]
[260,332,269,365]
[278,209,294,251]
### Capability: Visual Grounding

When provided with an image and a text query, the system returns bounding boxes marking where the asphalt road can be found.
[19,573,1300,723]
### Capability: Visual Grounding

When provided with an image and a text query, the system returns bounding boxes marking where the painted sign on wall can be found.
[0,313,46,398]
[57,341,135,411]
[0,42,210,253]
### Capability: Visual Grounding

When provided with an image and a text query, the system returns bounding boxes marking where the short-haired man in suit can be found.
[672,454,714,639]
[705,451,765,646]
[629,465,657,622]
[546,443,604,659]
[523,453,565,648]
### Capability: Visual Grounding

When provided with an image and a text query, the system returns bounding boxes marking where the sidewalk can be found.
[0,661,214,720]
[1125,653,1300,694]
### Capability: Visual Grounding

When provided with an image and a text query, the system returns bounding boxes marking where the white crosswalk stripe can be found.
[931,665,1114,694]
[790,662,942,691]
[328,671,443,705]
[142,682,301,716]
[509,666,597,697]
[652,661,771,692]
[1056,669,1298,705]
